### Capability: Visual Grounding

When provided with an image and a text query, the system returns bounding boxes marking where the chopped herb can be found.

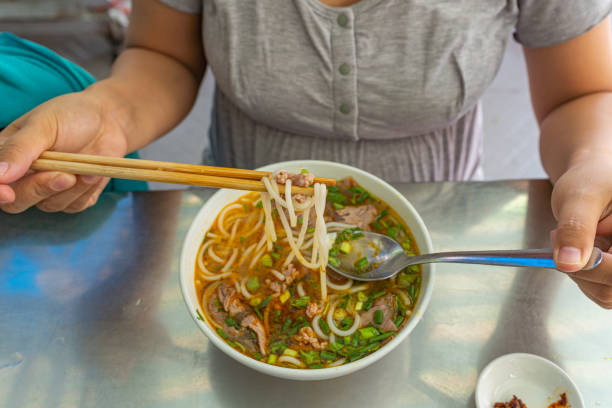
[269,341,286,354]
[256,201,263,208]
[307,227,316,234]
[297,216,303,225]
[300,350,320,365]
[329,257,340,268]
[254,352,264,360]
[283,348,298,357]
[374,310,384,325]
[376,209,389,221]
[300,168,309,174]
[259,296,272,309]
[282,317,292,332]
[363,298,374,311]
[290,296,310,308]
[409,283,419,302]
[394,315,404,327]
[274,243,284,252]
[397,271,418,288]
[333,202,344,210]
[329,342,344,352]
[267,354,278,364]
[358,327,380,340]
[368,331,395,343]
[372,221,382,230]
[254,308,263,320]
[401,239,412,250]
[320,350,337,361]
[196,309,205,322]
[370,290,385,300]
[246,276,260,293]
[357,292,368,302]
[387,226,398,239]
[340,317,353,330]
[216,328,228,339]
[357,342,381,353]
[239,236,246,243]
[354,257,369,272]
[273,309,282,323]
[249,297,262,307]
[225,317,240,329]
[396,296,406,316]
[327,191,348,205]
[319,319,331,335]
[270,252,281,260]
[309,364,323,369]
[261,254,273,267]
[243,203,248,212]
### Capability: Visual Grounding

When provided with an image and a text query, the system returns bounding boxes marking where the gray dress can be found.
[160,0,612,182]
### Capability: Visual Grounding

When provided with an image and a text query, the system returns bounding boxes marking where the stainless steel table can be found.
[1,180,611,407]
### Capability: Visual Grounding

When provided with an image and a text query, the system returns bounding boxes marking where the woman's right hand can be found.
[0,90,130,214]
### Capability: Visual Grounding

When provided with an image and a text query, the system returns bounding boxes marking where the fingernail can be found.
[50,174,75,191]
[558,246,582,265]
[0,162,8,176]
[81,175,100,184]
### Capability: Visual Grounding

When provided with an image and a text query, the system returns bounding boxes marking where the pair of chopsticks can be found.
[29,151,336,195]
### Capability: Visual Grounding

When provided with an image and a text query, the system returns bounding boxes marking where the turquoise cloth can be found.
[0,32,147,192]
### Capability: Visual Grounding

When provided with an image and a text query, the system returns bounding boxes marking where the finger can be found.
[0,171,76,214]
[0,184,15,204]
[63,177,109,213]
[0,116,56,185]
[36,176,102,213]
[551,182,606,272]
[569,276,612,309]
[568,251,612,286]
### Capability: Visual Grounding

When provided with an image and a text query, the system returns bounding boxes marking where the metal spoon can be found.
[327,231,604,281]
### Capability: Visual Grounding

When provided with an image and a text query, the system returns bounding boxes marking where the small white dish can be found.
[476,353,584,408]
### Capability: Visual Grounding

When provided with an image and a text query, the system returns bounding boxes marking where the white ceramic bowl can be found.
[476,353,584,408]
[179,160,435,380]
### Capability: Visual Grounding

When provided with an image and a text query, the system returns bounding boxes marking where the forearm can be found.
[84,47,203,152]
[539,92,612,183]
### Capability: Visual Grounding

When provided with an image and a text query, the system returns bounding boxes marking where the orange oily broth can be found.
[194,183,422,369]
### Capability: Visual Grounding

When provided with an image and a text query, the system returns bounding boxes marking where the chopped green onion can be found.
[226,317,240,329]
[196,309,205,322]
[330,342,344,352]
[376,209,388,221]
[243,203,248,212]
[254,307,263,320]
[299,350,320,365]
[328,257,340,267]
[363,298,374,311]
[309,364,323,369]
[268,354,278,364]
[368,331,395,343]
[357,342,380,353]
[239,236,246,243]
[358,327,380,339]
[409,284,417,300]
[269,341,286,354]
[348,352,366,362]
[333,202,344,210]
[282,348,298,357]
[357,292,368,302]
[343,336,351,345]
[259,296,272,309]
[387,226,398,239]
[307,227,316,234]
[340,241,351,254]
[260,254,273,267]
[394,315,404,327]
[290,296,310,308]
[319,319,331,335]
[371,290,385,300]
[374,310,384,325]
[340,317,353,330]
[282,317,292,332]
[256,201,263,208]
[270,252,280,260]
[254,352,264,360]
[320,350,337,361]
[372,221,382,230]
[401,239,412,250]
[396,296,406,316]
[216,328,228,339]
[397,271,418,288]
[297,217,303,225]
[233,341,246,353]
[354,257,369,272]
[246,276,260,293]
[300,168,309,174]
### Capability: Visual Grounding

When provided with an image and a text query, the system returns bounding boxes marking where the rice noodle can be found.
[349,284,370,294]
[243,213,264,238]
[327,299,360,336]
[240,277,253,299]
[392,288,412,308]
[221,248,238,272]
[283,207,311,267]
[297,282,306,297]
[229,219,241,243]
[197,240,217,275]
[278,355,305,367]
[270,269,285,281]
[205,232,219,239]
[199,270,233,281]
[327,358,346,367]
[207,246,225,264]
[326,277,353,291]
[249,245,267,270]
[217,204,242,236]
[285,179,298,227]
[325,222,358,230]
[261,192,276,251]
[237,243,257,267]
[312,314,329,340]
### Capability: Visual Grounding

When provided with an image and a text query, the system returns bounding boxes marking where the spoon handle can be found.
[410,247,602,271]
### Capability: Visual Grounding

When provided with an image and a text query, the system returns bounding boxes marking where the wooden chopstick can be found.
[29,152,336,195]
[38,151,336,186]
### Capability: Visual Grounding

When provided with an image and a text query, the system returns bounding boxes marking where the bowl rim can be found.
[475,352,585,408]
[179,160,435,380]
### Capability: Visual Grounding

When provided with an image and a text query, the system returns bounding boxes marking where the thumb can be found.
[551,187,603,273]
[0,118,55,185]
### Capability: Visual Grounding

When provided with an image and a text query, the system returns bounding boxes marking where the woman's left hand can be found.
[550,155,612,308]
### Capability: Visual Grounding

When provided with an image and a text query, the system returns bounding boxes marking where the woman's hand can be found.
[550,156,612,308]
[0,90,129,213]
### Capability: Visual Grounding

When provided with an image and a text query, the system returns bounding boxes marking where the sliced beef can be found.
[205,290,258,352]
[359,293,398,332]
[333,204,378,231]
[275,171,315,187]
[216,283,267,354]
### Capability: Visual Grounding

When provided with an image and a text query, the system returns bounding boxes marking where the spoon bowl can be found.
[327,231,603,281]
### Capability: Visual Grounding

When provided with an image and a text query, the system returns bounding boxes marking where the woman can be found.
[1,0,612,308]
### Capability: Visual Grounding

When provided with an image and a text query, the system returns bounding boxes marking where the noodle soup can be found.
[194,175,421,369]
